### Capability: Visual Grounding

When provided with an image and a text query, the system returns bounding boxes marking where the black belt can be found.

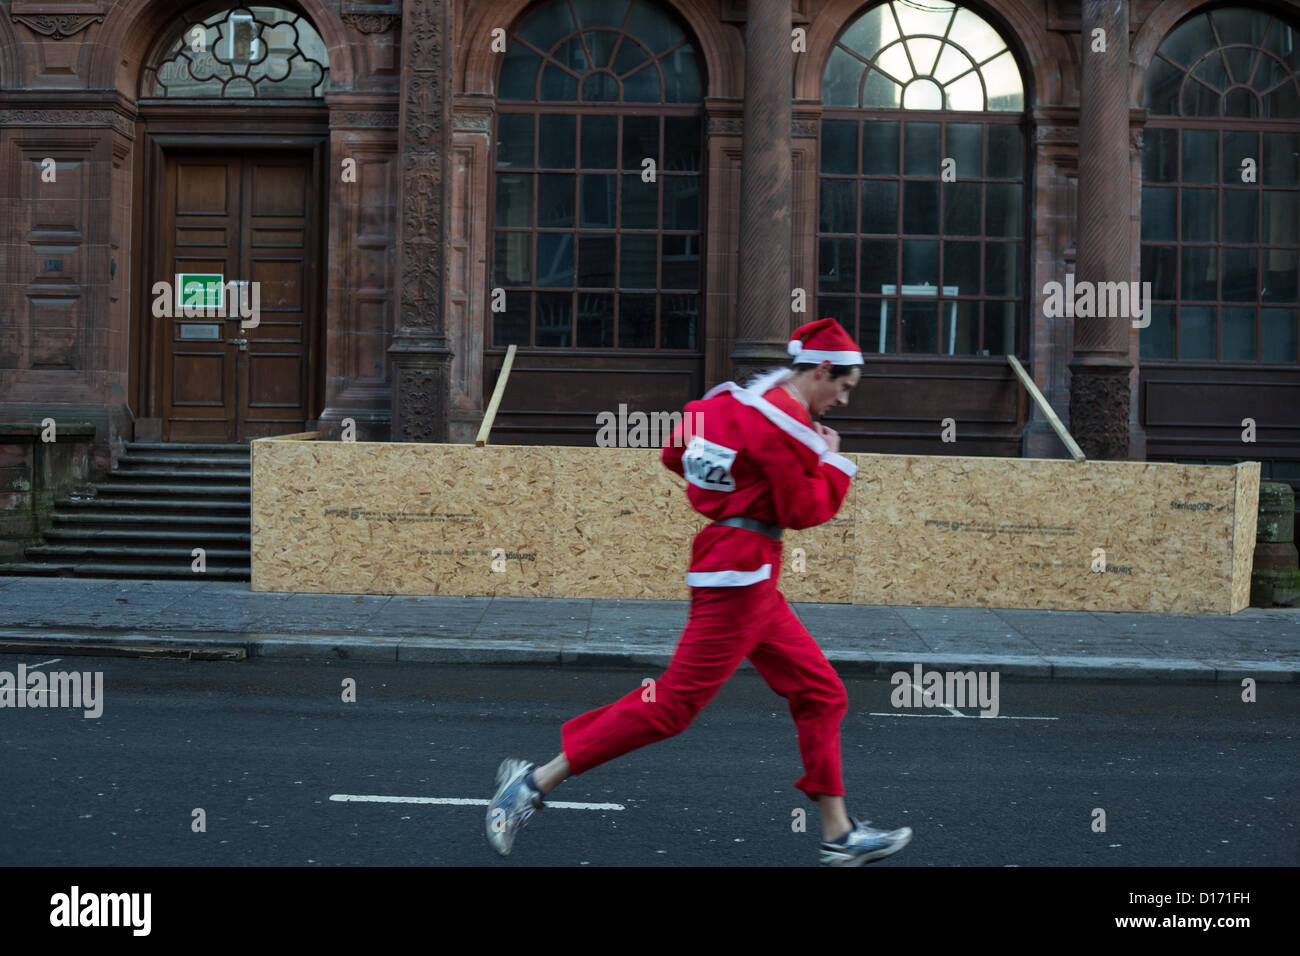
[712,515,783,541]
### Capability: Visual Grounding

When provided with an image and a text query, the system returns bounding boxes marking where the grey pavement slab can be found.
[0,576,1296,682]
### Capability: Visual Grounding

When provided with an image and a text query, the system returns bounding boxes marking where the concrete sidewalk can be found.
[0,575,1296,682]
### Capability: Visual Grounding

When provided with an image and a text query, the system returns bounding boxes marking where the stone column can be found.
[389,0,453,442]
[731,0,793,384]
[1069,0,1133,459]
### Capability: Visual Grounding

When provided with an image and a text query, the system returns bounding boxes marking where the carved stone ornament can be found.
[341,13,396,34]
[394,367,443,442]
[0,108,135,140]
[11,13,105,39]
[453,111,492,132]
[334,111,399,128]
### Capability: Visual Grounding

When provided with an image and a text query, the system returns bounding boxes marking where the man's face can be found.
[808,362,861,418]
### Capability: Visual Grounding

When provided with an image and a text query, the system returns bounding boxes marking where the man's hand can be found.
[812,421,840,454]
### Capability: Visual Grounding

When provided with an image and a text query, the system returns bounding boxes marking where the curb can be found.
[0,630,1297,683]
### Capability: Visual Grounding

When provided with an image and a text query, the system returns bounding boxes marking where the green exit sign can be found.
[175,273,224,310]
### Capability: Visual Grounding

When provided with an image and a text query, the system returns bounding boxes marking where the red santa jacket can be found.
[660,367,858,587]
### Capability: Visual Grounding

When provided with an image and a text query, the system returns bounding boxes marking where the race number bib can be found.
[682,436,738,492]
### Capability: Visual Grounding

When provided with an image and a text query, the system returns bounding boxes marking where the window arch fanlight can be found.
[1141,8,1299,364]
[147,5,329,98]
[491,0,705,352]
[816,0,1028,359]
[498,0,701,104]
[822,0,1023,111]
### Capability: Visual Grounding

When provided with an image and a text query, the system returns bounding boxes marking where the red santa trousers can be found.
[560,564,848,802]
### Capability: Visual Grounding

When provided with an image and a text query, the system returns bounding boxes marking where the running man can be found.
[486,317,912,866]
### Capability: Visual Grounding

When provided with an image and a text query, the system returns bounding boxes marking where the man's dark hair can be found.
[792,362,863,380]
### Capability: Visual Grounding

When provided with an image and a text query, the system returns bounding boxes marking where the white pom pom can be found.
[787,339,802,357]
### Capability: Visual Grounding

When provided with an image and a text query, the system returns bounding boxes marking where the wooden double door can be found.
[159,149,320,442]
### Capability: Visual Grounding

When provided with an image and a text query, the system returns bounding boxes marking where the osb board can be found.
[780,479,857,604]
[549,446,694,601]
[848,455,1258,613]
[1231,462,1261,613]
[252,441,551,597]
[251,440,1258,614]
[852,456,1150,611]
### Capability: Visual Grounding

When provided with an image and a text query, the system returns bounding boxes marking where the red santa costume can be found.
[560,318,864,801]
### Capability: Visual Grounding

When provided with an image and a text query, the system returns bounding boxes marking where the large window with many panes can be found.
[1141,8,1299,363]
[491,0,704,350]
[817,0,1026,356]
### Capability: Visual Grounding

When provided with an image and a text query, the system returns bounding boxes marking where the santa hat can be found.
[787,317,864,366]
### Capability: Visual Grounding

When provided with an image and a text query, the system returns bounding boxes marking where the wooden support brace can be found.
[1006,354,1086,462]
[476,344,517,447]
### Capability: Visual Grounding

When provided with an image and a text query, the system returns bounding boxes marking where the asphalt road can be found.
[1,655,1296,867]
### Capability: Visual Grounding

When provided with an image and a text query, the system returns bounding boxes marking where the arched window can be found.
[491,0,704,350]
[1141,8,1299,363]
[147,5,329,98]
[817,0,1026,357]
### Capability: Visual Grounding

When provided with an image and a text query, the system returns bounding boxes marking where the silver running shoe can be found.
[819,816,912,867]
[486,757,545,856]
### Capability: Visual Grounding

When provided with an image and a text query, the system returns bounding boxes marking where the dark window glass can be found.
[1140,304,1177,359]
[819,238,857,293]
[623,116,659,168]
[947,124,982,178]
[862,121,899,175]
[821,179,857,233]
[497,114,534,168]
[986,124,1022,178]
[1178,305,1217,358]
[903,181,939,234]
[619,293,656,347]
[579,173,615,228]
[1262,307,1298,361]
[664,116,701,171]
[494,290,532,345]
[903,122,941,175]
[661,293,697,348]
[944,240,981,296]
[1221,306,1257,359]
[821,120,859,174]
[578,235,615,287]
[661,235,699,290]
[860,180,897,234]
[576,292,614,347]
[663,175,699,230]
[1143,127,1179,183]
[900,300,938,353]
[1141,8,1300,367]
[620,235,657,288]
[535,292,572,347]
[1142,244,1178,300]
[621,173,657,228]
[581,115,618,168]
[490,1,705,351]
[943,182,981,235]
[817,5,1027,357]
[537,233,574,287]
[538,114,576,167]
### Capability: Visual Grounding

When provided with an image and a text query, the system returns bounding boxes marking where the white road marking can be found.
[19,659,71,696]
[868,712,1058,720]
[329,793,625,811]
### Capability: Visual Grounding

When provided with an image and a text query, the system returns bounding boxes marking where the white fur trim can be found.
[821,452,857,476]
[791,348,864,366]
[685,564,773,588]
[744,367,794,396]
[727,378,828,456]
